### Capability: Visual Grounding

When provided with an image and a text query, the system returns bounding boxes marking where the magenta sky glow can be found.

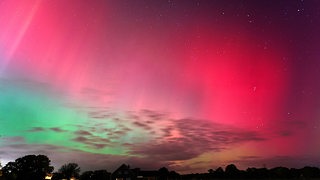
[1,0,320,173]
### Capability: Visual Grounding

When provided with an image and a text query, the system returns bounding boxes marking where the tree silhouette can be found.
[246,167,269,178]
[214,167,224,178]
[225,164,240,178]
[2,162,18,180]
[0,162,2,177]
[80,171,93,180]
[159,167,169,180]
[58,163,81,180]
[51,172,64,180]
[300,166,320,178]
[2,154,53,180]
[208,169,214,174]
[169,170,180,180]
[270,166,290,178]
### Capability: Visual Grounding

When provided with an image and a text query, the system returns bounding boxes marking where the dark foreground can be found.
[2,155,320,180]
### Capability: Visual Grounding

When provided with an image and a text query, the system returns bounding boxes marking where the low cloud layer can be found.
[0,109,270,173]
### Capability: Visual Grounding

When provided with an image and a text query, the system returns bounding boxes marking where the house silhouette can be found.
[112,164,159,180]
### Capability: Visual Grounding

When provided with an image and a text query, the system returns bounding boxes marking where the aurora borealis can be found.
[1,0,320,173]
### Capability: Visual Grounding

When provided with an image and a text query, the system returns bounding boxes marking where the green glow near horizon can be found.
[0,81,128,155]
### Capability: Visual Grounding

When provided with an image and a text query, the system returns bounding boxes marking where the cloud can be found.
[71,127,129,150]
[0,136,25,144]
[238,155,261,160]
[0,109,268,173]
[65,109,266,164]
[72,136,89,143]
[0,143,66,168]
[129,117,266,162]
[277,130,294,137]
[133,121,152,130]
[0,143,168,173]
[50,127,67,132]
[27,127,46,132]
[139,109,168,121]
[75,130,93,136]
[72,135,110,150]
[28,127,67,133]
[0,136,318,174]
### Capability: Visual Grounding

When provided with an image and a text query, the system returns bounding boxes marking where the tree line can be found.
[184,164,320,179]
[1,154,320,180]
[0,155,81,180]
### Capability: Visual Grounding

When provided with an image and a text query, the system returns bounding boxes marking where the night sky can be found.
[1,0,320,173]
